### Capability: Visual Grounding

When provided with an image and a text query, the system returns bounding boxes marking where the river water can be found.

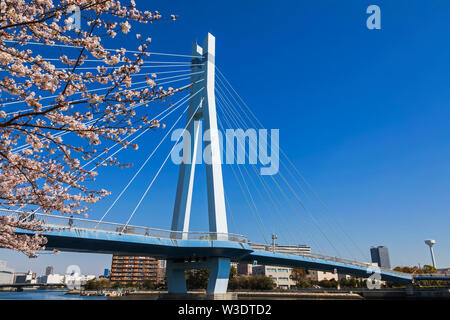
[0,289,107,300]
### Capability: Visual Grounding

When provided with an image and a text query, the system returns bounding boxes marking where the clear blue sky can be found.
[2,0,450,275]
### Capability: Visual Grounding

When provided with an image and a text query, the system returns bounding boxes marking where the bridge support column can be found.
[171,33,228,241]
[166,261,187,294]
[406,283,414,296]
[206,257,231,294]
[166,257,231,295]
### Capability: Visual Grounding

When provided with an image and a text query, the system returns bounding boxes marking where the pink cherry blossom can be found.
[0,0,184,257]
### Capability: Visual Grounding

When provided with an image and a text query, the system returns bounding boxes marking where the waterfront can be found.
[0,290,106,300]
[0,289,358,300]
[1,288,449,300]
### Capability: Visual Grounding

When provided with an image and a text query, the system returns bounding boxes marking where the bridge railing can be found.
[249,242,410,277]
[307,253,407,276]
[1,209,247,243]
[0,208,415,277]
[412,273,450,279]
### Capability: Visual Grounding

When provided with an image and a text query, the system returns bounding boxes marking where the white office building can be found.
[38,274,65,285]
[0,261,14,286]
[306,270,339,282]
[14,271,38,284]
[64,274,96,286]
[38,273,95,286]
[252,265,296,289]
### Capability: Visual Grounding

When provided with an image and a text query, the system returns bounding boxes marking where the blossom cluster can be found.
[0,1,183,256]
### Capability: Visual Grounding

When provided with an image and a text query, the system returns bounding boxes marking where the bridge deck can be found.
[4,210,418,283]
[3,209,247,243]
[8,210,449,283]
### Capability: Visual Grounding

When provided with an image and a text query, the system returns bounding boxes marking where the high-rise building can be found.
[370,246,391,269]
[110,254,166,285]
[45,266,54,276]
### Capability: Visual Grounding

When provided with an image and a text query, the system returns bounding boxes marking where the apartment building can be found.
[110,254,166,285]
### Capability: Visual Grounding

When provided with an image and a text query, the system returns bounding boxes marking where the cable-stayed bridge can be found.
[2,33,448,295]
[3,209,412,288]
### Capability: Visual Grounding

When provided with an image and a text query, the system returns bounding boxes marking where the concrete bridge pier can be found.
[206,257,231,294]
[166,260,188,294]
[165,257,234,300]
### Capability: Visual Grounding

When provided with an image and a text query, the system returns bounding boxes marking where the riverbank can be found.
[67,288,450,300]
[66,289,362,300]
[0,285,66,292]
[4,288,450,300]
[237,291,363,300]
[0,289,106,300]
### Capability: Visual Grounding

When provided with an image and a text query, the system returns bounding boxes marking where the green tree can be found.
[422,265,438,274]
[230,266,238,279]
[83,278,110,290]
[393,266,423,274]
[186,269,210,290]
[142,280,156,290]
[124,282,136,288]
[339,278,363,288]
[318,279,338,288]
[154,281,167,290]
[249,275,276,290]
[290,268,313,288]
[228,275,275,291]
[111,282,123,289]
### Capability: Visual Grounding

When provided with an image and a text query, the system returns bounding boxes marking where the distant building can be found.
[370,246,391,269]
[236,263,253,276]
[14,271,37,284]
[0,261,14,285]
[306,270,339,282]
[38,274,65,285]
[338,273,352,281]
[104,268,110,278]
[64,274,95,286]
[45,266,54,276]
[438,268,450,275]
[252,265,296,289]
[236,243,311,289]
[110,254,166,285]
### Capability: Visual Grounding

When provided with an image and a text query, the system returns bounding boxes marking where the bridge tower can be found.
[167,33,231,296]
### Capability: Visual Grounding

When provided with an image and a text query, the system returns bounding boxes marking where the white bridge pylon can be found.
[171,33,228,240]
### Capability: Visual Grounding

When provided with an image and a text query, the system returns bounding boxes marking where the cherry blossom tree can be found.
[0,0,182,256]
